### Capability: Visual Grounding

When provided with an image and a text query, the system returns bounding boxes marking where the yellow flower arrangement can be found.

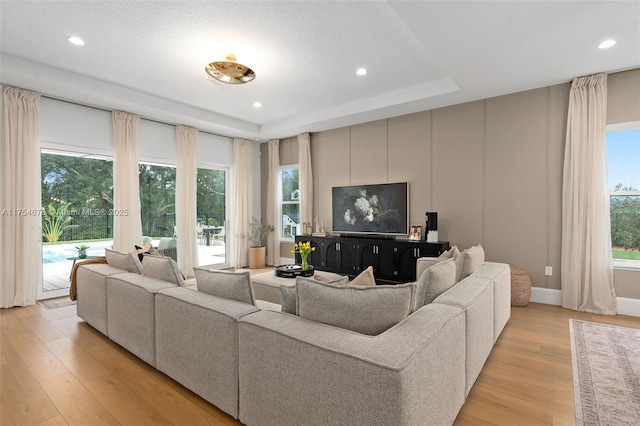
[290,241,315,270]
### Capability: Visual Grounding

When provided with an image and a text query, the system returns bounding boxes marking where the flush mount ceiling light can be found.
[253,101,262,108]
[356,68,367,76]
[68,36,85,46]
[205,54,256,84]
[598,39,617,49]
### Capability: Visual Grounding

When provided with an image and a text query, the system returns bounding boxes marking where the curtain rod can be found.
[40,94,233,139]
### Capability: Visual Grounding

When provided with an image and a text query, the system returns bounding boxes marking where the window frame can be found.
[607,122,640,271]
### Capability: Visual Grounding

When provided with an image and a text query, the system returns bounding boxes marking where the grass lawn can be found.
[612,249,640,260]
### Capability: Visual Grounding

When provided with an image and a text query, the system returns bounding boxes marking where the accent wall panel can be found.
[387,111,432,227]
[349,120,388,185]
[312,127,351,233]
[484,88,549,288]
[431,101,485,249]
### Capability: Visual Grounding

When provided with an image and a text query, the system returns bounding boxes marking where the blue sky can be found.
[607,129,640,191]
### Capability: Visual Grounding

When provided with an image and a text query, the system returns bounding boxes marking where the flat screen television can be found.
[332,182,408,236]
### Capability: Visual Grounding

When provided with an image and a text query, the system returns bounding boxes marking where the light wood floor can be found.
[1,297,638,425]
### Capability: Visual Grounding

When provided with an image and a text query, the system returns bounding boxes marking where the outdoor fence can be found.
[49,213,225,242]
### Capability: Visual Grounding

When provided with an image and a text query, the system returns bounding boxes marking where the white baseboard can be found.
[617,297,640,317]
[530,287,563,306]
[530,287,639,317]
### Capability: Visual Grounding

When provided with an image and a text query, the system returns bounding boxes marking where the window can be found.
[607,124,640,269]
[138,163,176,239]
[280,166,300,240]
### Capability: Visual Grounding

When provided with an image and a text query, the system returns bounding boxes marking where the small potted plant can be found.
[242,217,274,269]
[75,244,90,259]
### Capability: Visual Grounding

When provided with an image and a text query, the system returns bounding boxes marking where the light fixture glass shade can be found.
[205,55,256,84]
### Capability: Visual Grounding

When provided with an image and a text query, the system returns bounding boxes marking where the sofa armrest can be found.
[238,304,466,426]
[416,256,440,279]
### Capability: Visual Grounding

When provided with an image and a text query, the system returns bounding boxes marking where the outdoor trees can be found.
[197,169,226,226]
[138,164,176,237]
[610,184,640,252]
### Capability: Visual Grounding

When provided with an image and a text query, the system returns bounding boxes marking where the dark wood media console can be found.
[294,235,450,283]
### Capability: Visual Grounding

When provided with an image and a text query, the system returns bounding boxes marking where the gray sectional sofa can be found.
[75,246,510,426]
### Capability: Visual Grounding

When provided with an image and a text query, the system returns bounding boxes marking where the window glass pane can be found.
[139,164,176,238]
[607,128,640,262]
[197,168,227,267]
[282,203,300,239]
[41,152,114,242]
[281,168,299,202]
[197,169,226,226]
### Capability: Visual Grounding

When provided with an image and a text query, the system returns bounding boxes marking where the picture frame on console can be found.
[409,224,422,241]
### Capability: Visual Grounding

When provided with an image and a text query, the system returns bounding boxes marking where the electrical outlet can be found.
[545,266,553,276]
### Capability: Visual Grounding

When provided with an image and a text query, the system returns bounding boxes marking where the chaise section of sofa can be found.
[433,276,494,397]
[471,262,511,342]
[76,263,129,336]
[237,303,466,426]
[106,273,176,366]
[155,287,260,419]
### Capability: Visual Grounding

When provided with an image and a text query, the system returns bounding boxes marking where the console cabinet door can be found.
[395,243,423,282]
[394,242,450,282]
[325,240,357,275]
[357,240,395,280]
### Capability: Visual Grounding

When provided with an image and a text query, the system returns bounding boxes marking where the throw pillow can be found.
[142,254,186,287]
[134,244,159,262]
[194,267,255,305]
[296,280,416,336]
[454,244,485,282]
[280,284,297,314]
[280,275,349,315]
[437,245,460,261]
[105,248,143,274]
[420,258,457,305]
[348,265,376,287]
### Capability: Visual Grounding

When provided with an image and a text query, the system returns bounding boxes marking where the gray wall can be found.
[262,70,640,299]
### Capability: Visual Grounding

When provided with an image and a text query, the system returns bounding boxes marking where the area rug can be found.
[569,319,640,425]
[38,296,75,309]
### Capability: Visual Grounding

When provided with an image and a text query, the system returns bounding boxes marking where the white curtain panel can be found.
[266,139,280,265]
[298,132,313,226]
[0,86,41,307]
[112,111,143,252]
[176,125,198,277]
[233,138,253,268]
[561,73,617,315]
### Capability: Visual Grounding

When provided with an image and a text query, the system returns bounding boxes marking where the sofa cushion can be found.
[194,268,255,305]
[142,254,185,287]
[349,265,376,287]
[296,279,416,336]
[280,275,349,315]
[105,248,143,274]
[420,258,457,305]
[455,244,485,282]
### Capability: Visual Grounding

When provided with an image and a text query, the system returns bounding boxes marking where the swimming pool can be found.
[42,241,113,264]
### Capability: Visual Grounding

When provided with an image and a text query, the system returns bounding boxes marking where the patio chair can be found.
[157,237,177,261]
[213,225,225,244]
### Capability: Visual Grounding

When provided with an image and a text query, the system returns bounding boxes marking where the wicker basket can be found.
[511,268,531,306]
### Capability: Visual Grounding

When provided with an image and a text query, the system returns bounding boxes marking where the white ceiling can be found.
[1,1,638,140]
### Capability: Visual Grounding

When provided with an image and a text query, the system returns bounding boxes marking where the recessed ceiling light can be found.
[68,36,85,46]
[356,68,367,76]
[598,39,616,49]
[253,102,262,108]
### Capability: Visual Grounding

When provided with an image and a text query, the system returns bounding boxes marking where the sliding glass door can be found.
[40,150,113,300]
[197,166,229,268]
